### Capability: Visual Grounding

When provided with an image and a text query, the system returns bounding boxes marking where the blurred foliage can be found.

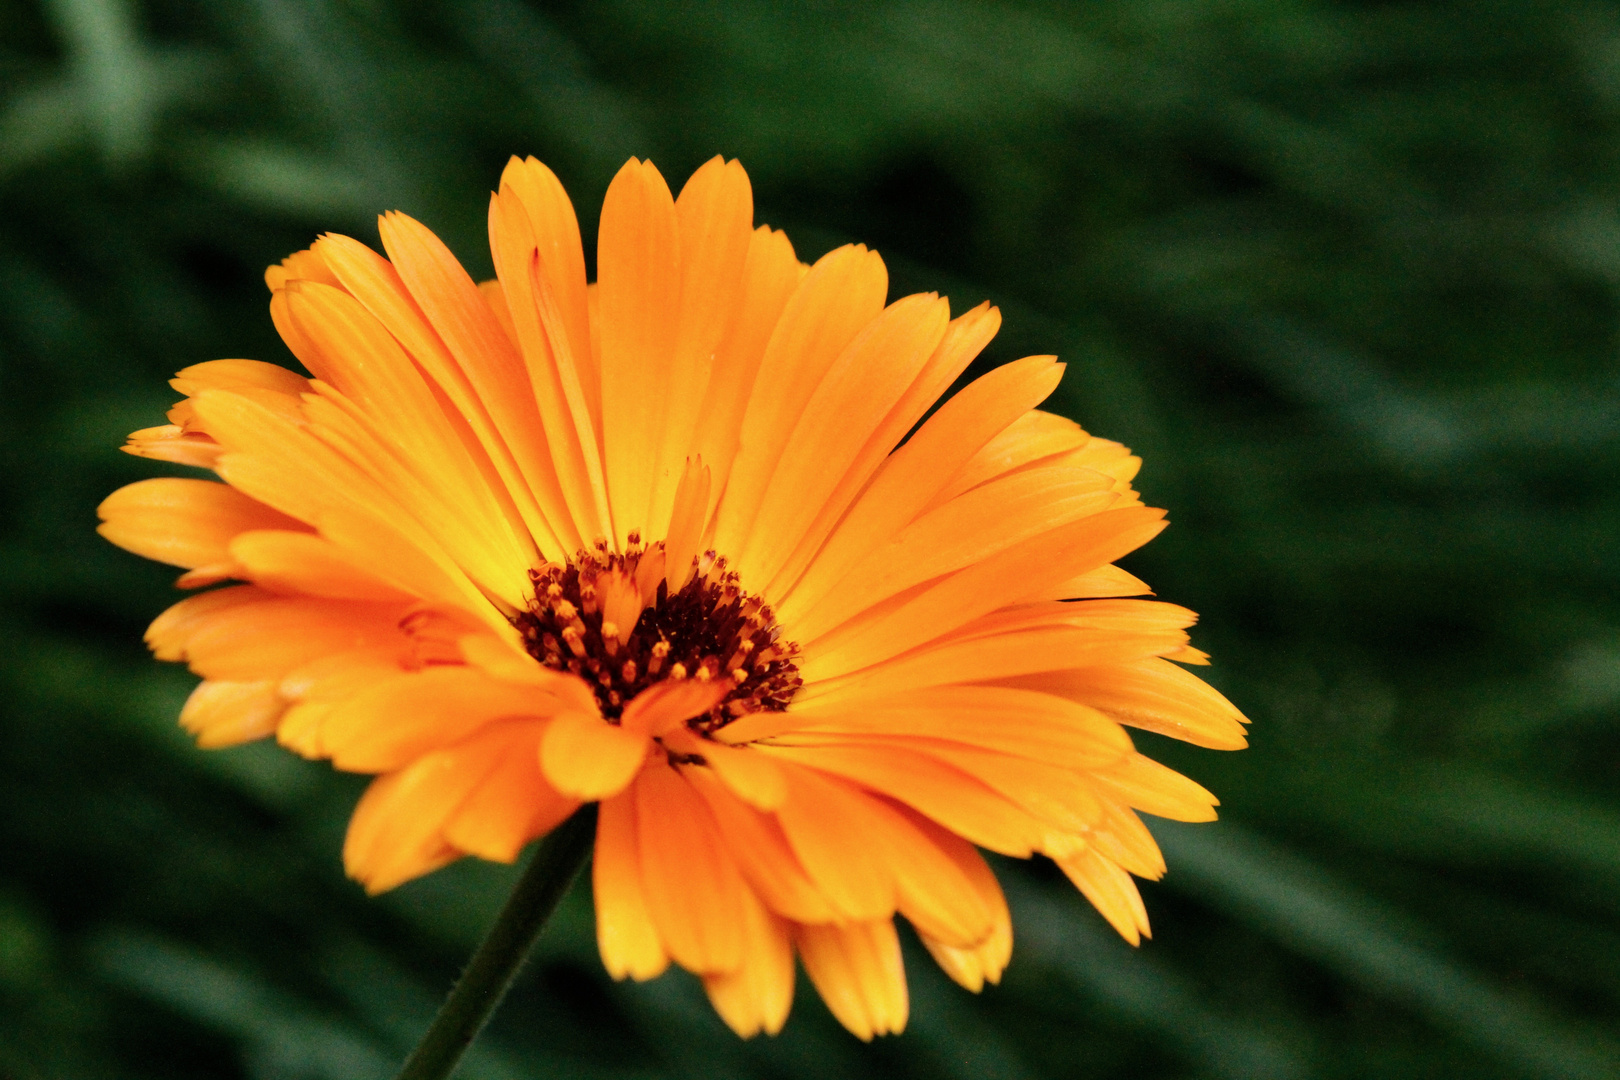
[1,0,1618,1077]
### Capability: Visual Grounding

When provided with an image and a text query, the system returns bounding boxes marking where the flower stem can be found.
[394,805,597,1080]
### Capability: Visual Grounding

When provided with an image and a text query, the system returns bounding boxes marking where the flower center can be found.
[512,536,801,732]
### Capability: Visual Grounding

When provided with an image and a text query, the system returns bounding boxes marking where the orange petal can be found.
[597,158,681,545]
[800,506,1169,682]
[909,817,1012,991]
[864,462,1123,589]
[1043,563,1154,601]
[776,684,1132,769]
[712,243,887,561]
[341,723,554,894]
[478,278,517,341]
[1009,440,1140,507]
[620,678,731,738]
[689,225,801,508]
[797,621,1188,710]
[1164,644,1211,665]
[277,647,407,703]
[341,725,557,893]
[771,764,897,921]
[645,157,753,542]
[686,767,837,924]
[1005,657,1249,750]
[879,801,996,949]
[317,231,566,557]
[691,737,786,810]
[497,156,596,429]
[1055,846,1151,945]
[127,358,309,468]
[443,723,576,863]
[487,186,610,549]
[1088,753,1219,823]
[791,466,1124,645]
[179,679,286,748]
[146,586,410,681]
[774,735,1103,838]
[596,568,643,648]
[795,919,908,1041]
[121,424,223,468]
[377,211,570,555]
[923,408,1088,513]
[1089,800,1168,880]
[285,280,534,601]
[167,358,313,436]
[276,702,335,760]
[635,762,747,973]
[810,542,1184,660]
[1070,435,1143,495]
[757,742,1044,858]
[837,599,1189,685]
[702,883,794,1038]
[193,388,494,618]
[986,597,1198,636]
[98,478,306,572]
[741,292,950,588]
[593,790,670,980]
[778,350,1056,625]
[322,665,559,773]
[343,767,462,894]
[265,246,340,292]
[765,301,1003,600]
[662,455,711,594]
[539,710,649,800]
[458,634,599,713]
[228,529,412,601]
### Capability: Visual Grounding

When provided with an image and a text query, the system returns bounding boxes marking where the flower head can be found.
[99,155,1248,1039]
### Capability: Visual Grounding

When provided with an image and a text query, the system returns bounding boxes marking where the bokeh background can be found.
[2,0,1619,1077]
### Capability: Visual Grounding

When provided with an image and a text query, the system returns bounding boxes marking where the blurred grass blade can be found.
[904,943,1039,1080]
[1336,759,1620,884]
[0,76,85,176]
[1153,821,1620,1080]
[185,136,379,219]
[320,940,528,1080]
[43,0,154,162]
[94,929,395,1079]
[1005,875,1306,1080]
[456,0,645,174]
[39,0,222,166]
[1228,316,1465,465]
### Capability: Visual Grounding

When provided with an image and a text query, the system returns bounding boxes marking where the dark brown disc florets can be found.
[512,536,801,733]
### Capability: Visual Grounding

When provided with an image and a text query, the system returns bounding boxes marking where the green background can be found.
[2,1,1618,1076]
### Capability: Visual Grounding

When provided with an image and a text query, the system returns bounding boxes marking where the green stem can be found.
[395,805,597,1080]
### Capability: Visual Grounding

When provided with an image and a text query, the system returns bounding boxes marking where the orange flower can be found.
[98,155,1248,1040]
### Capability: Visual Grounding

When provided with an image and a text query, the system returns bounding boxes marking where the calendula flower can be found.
[98,155,1247,1041]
